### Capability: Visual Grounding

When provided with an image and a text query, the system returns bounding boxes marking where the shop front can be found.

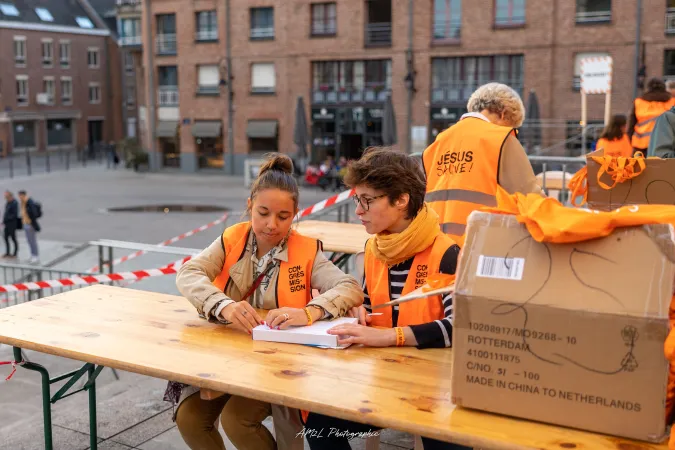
[156,120,180,168]
[192,120,223,170]
[428,106,466,144]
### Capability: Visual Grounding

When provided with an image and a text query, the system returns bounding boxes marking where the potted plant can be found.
[120,138,149,172]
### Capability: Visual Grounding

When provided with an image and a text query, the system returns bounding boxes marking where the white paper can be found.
[252,317,358,349]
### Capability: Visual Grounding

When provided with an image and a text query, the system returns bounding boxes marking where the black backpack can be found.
[33,201,42,219]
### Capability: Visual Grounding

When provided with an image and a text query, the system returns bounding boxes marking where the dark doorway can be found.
[339,133,363,161]
[88,120,104,150]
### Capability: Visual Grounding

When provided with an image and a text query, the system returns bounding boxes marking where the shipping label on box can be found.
[451,212,675,442]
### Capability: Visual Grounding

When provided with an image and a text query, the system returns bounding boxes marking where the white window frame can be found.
[14,36,26,66]
[16,75,28,107]
[42,38,53,67]
[89,82,101,104]
[251,62,276,94]
[35,7,54,22]
[43,76,55,104]
[61,76,72,105]
[59,40,71,67]
[88,47,100,69]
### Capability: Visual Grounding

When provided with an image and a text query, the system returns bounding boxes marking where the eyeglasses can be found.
[352,194,386,211]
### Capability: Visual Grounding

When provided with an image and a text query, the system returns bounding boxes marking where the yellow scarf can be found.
[369,203,441,266]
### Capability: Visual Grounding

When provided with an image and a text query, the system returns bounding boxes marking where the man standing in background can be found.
[2,191,19,259]
[18,190,41,264]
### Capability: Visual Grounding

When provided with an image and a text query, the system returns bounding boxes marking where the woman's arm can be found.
[176,236,234,319]
[498,135,544,196]
[306,250,364,318]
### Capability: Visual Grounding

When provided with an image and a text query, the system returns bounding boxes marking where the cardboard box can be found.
[452,212,675,442]
[587,149,675,211]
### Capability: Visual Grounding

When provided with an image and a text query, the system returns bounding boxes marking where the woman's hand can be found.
[220,301,263,334]
[327,323,396,347]
[346,306,371,326]
[266,307,319,330]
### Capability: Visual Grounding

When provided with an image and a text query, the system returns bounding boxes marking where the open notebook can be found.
[252,317,357,349]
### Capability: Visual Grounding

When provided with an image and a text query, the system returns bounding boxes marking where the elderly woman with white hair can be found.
[422,82,542,246]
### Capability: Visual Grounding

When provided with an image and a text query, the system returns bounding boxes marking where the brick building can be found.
[0,0,126,155]
[129,0,675,174]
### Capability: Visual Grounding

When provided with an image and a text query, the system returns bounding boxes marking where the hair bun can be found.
[258,153,294,176]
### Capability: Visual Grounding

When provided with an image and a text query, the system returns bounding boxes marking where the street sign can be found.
[580,56,613,94]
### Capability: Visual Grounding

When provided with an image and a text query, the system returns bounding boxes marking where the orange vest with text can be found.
[596,135,633,158]
[212,222,318,307]
[423,117,512,246]
[364,233,455,328]
[631,98,675,149]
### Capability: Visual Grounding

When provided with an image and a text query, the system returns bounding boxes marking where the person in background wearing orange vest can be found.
[595,114,633,158]
[304,148,469,450]
[628,77,675,155]
[167,153,364,450]
[423,82,543,246]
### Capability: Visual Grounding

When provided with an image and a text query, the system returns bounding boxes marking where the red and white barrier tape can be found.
[295,188,355,220]
[0,256,192,298]
[87,213,228,273]
[0,360,25,380]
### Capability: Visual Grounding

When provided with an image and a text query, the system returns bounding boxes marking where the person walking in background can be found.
[628,78,675,155]
[422,82,543,246]
[2,191,19,259]
[18,190,41,264]
[595,114,633,158]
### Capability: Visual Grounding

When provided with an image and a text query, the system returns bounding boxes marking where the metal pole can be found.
[405,0,414,153]
[225,0,235,175]
[632,0,642,99]
[144,0,158,171]
[87,365,98,450]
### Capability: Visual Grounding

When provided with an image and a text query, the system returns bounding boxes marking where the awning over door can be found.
[156,120,178,137]
[246,120,278,138]
[192,121,222,138]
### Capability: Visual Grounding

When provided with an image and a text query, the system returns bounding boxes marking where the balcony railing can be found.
[430,80,524,104]
[196,29,218,41]
[156,34,177,55]
[667,9,675,34]
[116,0,140,6]
[250,27,274,40]
[365,22,392,47]
[116,0,141,14]
[158,86,179,106]
[575,10,611,23]
[120,35,142,46]
[432,19,461,42]
[312,83,391,104]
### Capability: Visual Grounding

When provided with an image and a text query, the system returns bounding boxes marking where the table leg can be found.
[13,347,53,450]
[87,365,98,450]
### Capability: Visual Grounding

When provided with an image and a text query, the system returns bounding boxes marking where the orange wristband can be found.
[395,327,405,347]
[303,307,313,326]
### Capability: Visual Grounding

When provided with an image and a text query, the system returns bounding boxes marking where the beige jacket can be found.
[176,229,364,320]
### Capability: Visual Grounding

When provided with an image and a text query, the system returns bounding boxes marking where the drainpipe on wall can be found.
[633,0,642,99]
[405,0,414,153]
[144,0,158,171]
[225,0,235,175]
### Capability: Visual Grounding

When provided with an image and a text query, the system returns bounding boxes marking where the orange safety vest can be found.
[631,98,675,149]
[422,117,512,246]
[595,135,633,158]
[364,233,455,328]
[212,222,318,307]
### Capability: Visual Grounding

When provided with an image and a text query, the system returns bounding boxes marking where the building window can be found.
[60,41,71,67]
[251,63,276,94]
[119,17,141,45]
[250,7,274,40]
[16,75,28,106]
[76,16,94,29]
[311,60,392,104]
[665,49,675,80]
[198,65,220,95]
[573,52,609,89]
[196,10,218,41]
[14,36,25,66]
[158,66,179,106]
[576,0,611,24]
[35,7,54,22]
[61,77,72,104]
[668,0,675,34]
[127,85,136,108]
[42,39,53,67]
[88,48,100,68]
[311,3,336,36]
[430,55,524,104]
[156,14,177,54]
[43,77,55,104]
[433,0,461,42]
[13,121,35,149]
[0,3,19,16]
[125,52,134,72]
[89,83,101,104]
[47,119,73,146]
[495,0,525,26]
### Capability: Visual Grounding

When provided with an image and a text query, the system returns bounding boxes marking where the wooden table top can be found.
[0,285,666,450]
[294,220,370,254]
